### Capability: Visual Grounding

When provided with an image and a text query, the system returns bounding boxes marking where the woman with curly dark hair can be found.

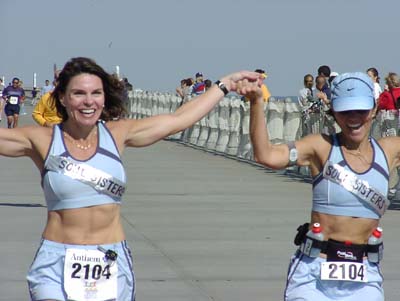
[0,56,262,300]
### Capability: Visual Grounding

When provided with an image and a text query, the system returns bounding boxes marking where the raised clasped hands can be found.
[220,71,263,101]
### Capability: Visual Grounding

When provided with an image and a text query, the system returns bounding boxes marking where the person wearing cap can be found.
[191,72,206,95]
[247,71,393,300]
[254,69,271,102]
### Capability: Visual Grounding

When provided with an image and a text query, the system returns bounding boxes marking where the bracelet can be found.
[215,80,229,96]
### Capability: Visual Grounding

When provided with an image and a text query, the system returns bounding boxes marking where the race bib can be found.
[320,261,367,282]
[8,96,18,104]
[64,248,118,301]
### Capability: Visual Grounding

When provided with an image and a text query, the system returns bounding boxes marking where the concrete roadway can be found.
[1,105,400,300]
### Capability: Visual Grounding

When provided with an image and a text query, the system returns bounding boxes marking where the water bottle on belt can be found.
[367,227,383,263]
[301,223,324,257]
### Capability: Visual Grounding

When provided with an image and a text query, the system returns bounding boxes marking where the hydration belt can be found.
[294,223,383,263]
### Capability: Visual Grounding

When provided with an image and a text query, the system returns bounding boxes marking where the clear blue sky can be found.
[1,0,398,95]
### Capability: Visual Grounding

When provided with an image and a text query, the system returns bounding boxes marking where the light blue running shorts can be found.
[284,250,384,301]
[27,239,135,301]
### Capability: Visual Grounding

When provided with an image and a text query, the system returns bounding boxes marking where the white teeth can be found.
[81,109,95,114]
[348,124,361,129]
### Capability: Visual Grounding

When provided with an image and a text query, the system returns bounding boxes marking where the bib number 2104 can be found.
[320,262,367,282]
[64,248,118,301]
[71,262,112,280]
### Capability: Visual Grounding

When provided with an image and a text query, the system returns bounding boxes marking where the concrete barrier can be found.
[127,91,400,196]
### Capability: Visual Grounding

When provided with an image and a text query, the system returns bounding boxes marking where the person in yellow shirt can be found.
[254,69,271,102]
[32,92,62,127]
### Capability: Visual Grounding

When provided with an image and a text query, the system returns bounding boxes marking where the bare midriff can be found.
[42,203,125,245]
[311,211,379,244]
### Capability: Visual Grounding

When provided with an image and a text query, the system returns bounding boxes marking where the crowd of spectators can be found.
[177,68,272,106]
[297,65,400,138]
[175,72,209,104]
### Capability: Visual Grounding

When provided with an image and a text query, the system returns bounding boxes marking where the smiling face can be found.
[61,73,105,128]
[333,109,375,143]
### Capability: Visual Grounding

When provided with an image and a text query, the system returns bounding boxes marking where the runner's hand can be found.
[219,71,263,94]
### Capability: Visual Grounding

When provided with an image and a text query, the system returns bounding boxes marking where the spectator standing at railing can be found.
[315,75,331,105]
[299,74,316,136]
[0,56,262,300]
[176,79,185,99]
[121,77,133,111]
[367,68,383,139]
[192,72,206,95]
[367,67,382,102]
[377,72,400,138]
[298,74,315,107]
[377,72,400,111]
[177,78,194,106]
[248,71,393,301]
[204,79,212,91]
[318,65,332,88]
[315,75,338,135]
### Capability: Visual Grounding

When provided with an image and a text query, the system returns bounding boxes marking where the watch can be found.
[215,80,229,96]
[288,141,298,166]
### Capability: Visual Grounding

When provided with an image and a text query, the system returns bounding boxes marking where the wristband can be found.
[215,80,229,96]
